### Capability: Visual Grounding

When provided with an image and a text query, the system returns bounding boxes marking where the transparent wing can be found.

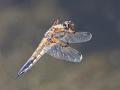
[61,32,92,43]
[47,44,82,62]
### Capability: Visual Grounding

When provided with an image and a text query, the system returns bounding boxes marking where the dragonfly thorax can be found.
[45,25,65,39]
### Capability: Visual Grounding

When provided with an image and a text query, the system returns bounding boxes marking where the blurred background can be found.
[0,0,120,90]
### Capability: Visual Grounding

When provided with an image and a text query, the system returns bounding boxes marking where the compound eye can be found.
[68,23,71,28]
[63,23,66,27]
[63,23,68,29]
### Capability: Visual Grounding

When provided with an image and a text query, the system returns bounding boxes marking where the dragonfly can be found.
[17,19,92,77]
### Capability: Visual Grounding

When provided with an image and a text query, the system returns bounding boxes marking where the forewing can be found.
[47,44,82,62]
[61,32,92,43]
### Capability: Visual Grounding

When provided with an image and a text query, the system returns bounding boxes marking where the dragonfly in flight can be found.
[17,19,92,77]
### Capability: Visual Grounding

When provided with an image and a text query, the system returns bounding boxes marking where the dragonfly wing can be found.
[61,32,92,43]
[47,44,82,62]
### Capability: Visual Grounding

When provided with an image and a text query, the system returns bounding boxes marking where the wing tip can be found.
[82,32,92,41]
[84,32,92,41]
[77,54,83,63]
[89,32,92,41]
[73,54,83,63]
[80,54,83,62]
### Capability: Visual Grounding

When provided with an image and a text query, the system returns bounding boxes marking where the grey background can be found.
[0,0,120,90]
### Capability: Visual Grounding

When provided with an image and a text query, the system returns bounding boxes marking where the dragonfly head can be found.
[63,21,75,33]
